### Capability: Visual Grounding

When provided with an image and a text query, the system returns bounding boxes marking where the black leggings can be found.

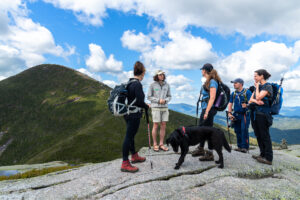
[251,112,273,161]
[122,117,140,161]
[198,107,217,147]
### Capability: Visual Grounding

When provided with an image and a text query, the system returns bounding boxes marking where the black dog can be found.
[166,126,231,169]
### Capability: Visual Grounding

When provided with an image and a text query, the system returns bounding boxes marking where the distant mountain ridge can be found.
[169,103,300,144]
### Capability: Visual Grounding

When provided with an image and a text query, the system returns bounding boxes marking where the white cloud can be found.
[121,30,152,52]
[167,74,191,85]
[135,0,300,37]
[142,31,216,70]
[167,74,194,92]
[44,0,300,38]
[0,76,7,81]
[282,66,300,92]
[43,0,137,26]
[116,70,133,83]
[0,45,25,76]
[217,41,299,86]
[0,0,75,77]
[85,43,123,73]
[103,80,117,88]
[77,68,101,81]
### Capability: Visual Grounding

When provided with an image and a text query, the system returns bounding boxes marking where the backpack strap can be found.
[232,88,248,109]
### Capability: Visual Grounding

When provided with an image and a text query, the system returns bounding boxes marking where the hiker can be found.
[248,69,273,165]
[227,78,252,153]
[147,70,171,152]
[192,63,222,161]
[121,61,150,173]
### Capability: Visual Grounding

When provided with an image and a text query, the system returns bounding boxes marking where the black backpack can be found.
[214,81,231,111]
[107,79,141,116]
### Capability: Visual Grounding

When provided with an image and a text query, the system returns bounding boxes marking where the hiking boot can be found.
[240,148,248,153]
[234,148,242,152]
[121,160,139,173]
[199,151,214,161]
[256,157,272,165]
[131,152,146,163]
[252,154,263,160]
[191,147,205,157]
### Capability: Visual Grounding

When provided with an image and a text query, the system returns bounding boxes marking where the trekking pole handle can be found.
[280,77,284,86]
[145,108,149,124]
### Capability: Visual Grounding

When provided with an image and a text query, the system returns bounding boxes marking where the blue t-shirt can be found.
[201,79,218,109]
[229,88,252,114]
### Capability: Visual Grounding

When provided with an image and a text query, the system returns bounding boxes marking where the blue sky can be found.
[1,0,300,106]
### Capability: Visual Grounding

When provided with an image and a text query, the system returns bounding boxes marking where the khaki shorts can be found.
[151,108,169,123]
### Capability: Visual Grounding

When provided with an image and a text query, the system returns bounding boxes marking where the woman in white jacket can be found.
[147,70,172,152]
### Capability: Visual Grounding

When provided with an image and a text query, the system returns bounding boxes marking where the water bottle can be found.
[214,92,224,108]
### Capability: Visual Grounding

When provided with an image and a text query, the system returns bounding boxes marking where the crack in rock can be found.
[98,165,216,198]
[31,179,72,190]
[2,179,73,195]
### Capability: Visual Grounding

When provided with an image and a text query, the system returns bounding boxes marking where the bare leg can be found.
[152,122,159,146]
[159,121,167,146]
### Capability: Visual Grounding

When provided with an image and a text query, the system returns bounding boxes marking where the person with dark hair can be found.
[227,78,252,153]
[191,63,221,161]
[248,69,273,165]
[147,70,171,152]
[121,61,150,173]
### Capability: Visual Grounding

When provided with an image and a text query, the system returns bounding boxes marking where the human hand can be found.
[254,82,260,88]
[159,99,166,104]
[204,112,208,120]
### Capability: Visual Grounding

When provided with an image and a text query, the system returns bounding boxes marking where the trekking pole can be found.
[225,111,232,145]
[196,97,200,125]
[145,108,153,169]
[243,113,249,153]
[196,87,203,126]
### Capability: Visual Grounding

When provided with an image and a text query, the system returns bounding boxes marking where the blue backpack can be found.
[268,78,284,115]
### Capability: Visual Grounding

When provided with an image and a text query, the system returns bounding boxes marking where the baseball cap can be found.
[200,63,213,72]
[230,78,244,85]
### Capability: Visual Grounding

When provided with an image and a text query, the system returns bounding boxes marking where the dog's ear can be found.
[174,131,182,144]
[177,128,184,138]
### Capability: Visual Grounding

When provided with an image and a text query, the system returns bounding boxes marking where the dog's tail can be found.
[222,132,231,153]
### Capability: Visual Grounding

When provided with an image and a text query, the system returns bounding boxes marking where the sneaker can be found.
[131,152,146,163]
[199,151,214,161]
[191,147,205,157]
[256,157,272,165]
[121,160,139,173]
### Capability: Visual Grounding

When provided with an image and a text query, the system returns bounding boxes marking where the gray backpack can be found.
[107,79,141,116]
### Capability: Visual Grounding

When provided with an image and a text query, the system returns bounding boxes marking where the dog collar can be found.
[182,126,186,135]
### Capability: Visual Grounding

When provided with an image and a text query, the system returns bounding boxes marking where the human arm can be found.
[135,83,149,109]
[204,87,216,120]
[164,84,172,104]
[147,83,159,103]
[254,82,270,100]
